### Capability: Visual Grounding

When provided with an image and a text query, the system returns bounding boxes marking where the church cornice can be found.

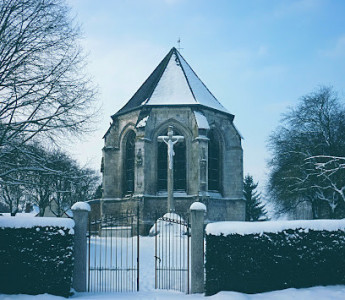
[192,136,210,143]
[102,146,119,151]
[139,137,152,143]
[112,104,234,121]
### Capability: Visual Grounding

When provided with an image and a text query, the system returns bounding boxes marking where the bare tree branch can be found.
[0,0,98,153]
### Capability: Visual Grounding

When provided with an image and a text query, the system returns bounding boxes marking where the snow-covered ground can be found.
[1,235,345,299]
[1,286,345,300]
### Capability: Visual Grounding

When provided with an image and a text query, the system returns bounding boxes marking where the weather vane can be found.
[177,37,183,51]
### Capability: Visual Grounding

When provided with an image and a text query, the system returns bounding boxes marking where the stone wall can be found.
[89,195,245,235]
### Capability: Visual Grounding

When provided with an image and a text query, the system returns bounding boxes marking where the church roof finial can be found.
[177,37,183,52]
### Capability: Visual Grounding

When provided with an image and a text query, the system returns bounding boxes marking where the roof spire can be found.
[177,37,183,52]
[113,47,231,117]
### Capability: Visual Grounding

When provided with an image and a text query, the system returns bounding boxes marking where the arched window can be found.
[208,130,221,192]
[157,129,186,191]
[124,131,136,195]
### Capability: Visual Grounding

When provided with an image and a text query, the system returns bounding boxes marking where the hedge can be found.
[0,220,74,297]
[205,222,345,296]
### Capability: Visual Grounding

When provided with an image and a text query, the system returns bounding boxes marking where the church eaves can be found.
[113,47,231,117]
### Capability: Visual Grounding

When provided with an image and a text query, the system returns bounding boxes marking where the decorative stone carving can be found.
[136,148,143,166]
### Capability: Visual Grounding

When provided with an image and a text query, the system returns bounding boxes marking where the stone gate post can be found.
[190,202,206,294]
[72,202,91,292]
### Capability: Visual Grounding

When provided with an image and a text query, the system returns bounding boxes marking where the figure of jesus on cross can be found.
[158,126,184,212]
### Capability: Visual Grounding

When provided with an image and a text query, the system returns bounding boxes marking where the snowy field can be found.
[1,235,345,299]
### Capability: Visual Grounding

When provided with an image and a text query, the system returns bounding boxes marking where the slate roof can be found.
[113,47,231,117]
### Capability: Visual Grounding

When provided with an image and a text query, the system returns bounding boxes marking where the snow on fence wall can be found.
[0,216,75,297]
[205,220,345,296]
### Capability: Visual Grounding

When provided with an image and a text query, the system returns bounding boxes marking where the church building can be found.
[97,47,245,232]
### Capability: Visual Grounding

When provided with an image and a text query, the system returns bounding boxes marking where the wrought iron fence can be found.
[154,213,190,293]
[87,210,139,292]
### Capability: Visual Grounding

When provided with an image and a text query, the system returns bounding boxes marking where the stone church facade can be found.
[92,47,245,232]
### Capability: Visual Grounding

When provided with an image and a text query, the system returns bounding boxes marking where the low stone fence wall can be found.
[0,217,75,297]
[205,220,345,296]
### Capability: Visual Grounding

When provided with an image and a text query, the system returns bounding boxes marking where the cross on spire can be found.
[177,37,183,52]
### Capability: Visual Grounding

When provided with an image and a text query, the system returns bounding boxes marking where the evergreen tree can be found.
[93,184,103,199]
[244,175,268,221]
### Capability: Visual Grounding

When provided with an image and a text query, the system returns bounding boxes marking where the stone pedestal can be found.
[72,202,90,292]
[190,202,206,294]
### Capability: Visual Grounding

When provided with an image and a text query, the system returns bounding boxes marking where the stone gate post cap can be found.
[71,202,91,212]
[190,202,207,212]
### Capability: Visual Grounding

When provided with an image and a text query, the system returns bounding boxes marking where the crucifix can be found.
[158,126,184,212]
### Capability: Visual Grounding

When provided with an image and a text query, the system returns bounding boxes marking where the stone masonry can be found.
[90,48,245,234]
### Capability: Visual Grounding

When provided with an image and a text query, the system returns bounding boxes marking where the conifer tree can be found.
[244,175,268,221]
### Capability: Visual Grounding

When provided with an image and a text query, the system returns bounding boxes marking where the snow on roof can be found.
[136,115,149,128]
[148,52,197,105]
[32,205,40,215]
[176,50,228,112]
[64,209,73,218]
[0,215,74,230]
[113,48,232,117]
[193,111,210,130]
[206,219,345,236]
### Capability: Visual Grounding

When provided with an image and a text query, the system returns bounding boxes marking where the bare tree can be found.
[46,151,99,216]
[0,0,97,164]
[0,182,23,214]
[25,145,99,216]
[0,141,100,215]
[0,143,33,213]
[268,86,345,218]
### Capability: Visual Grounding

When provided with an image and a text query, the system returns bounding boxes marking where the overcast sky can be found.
[67,0,345,194]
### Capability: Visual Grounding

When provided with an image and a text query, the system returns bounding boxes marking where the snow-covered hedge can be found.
[205,220,345,296]
[0,216,74,297]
